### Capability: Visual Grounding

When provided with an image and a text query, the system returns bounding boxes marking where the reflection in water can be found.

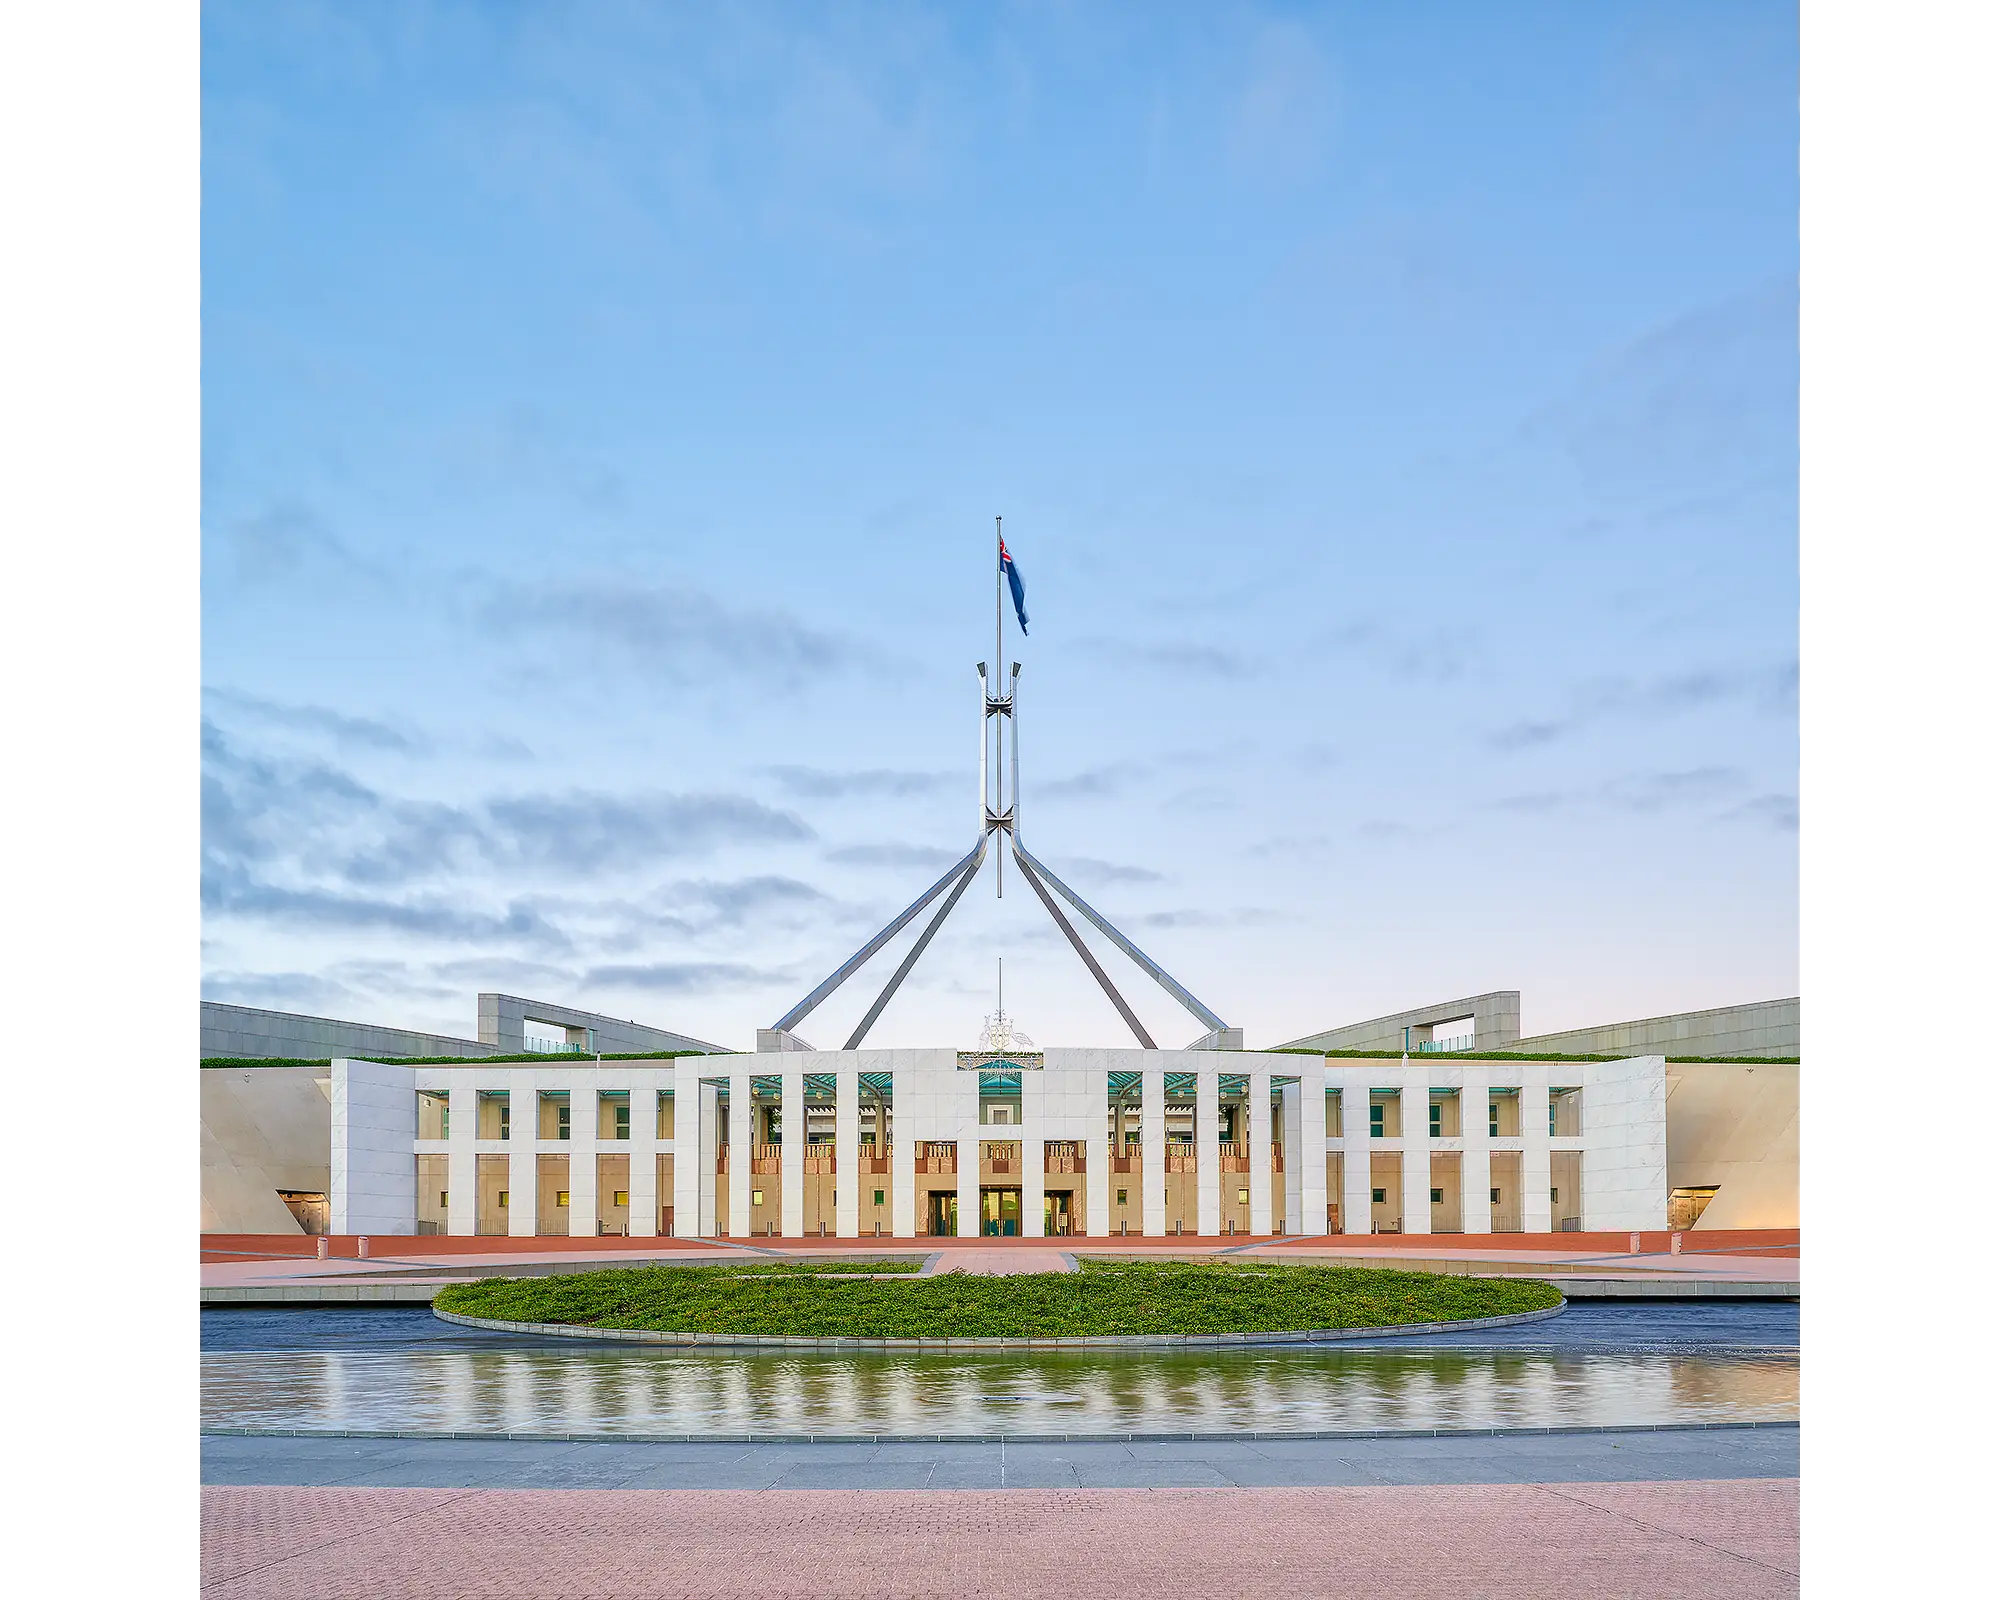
[204,1344,1797,1435]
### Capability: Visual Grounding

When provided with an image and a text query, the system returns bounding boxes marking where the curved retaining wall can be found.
[432,1299,1566,1350]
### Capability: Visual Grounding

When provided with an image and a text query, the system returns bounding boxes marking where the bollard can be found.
[1670,1232,1683,1256]
[316,1237,329,1260]
[1629,1232,1641,1255]
[356,1236,369,1259]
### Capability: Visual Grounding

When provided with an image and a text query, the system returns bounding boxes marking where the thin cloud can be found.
[480,576,885,691]
[1720,793,1799,832]
[1485,660,1798,753]
[1082,639,1261,679]
[204,687,428,755]
[582,961,791,994]
[768,765,952,799]
[1047,855,1166,888]
[826,842,965,871]
[1038,762,1149,801]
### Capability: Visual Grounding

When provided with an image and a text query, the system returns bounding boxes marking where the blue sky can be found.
[200,0,1798,1051]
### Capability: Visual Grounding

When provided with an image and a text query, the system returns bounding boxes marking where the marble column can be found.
[1340,1069,1373,1235]
[1521,1063,1554,1234]
[1461,1063,1492,1235]
[628,1084,659,1237]
[1299,1067,1328,1234]
[1401,1078,1432,1236]
[1195,1068,1221,1236]
[567,1076,599,1238]
[1085,1064,1112,1238]
[1140,1066,1167,1236]
[780,1064,805,1238]
[446,1083,477,1236]
[834,1067,860,1238]
[507,1078,537,1238]
[1021,1068,1045,1238]
[728,1067,753,1239]
[1247,1064,1273,1235]
[955,1069,980,1238]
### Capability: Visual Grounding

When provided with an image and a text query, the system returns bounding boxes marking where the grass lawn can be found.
[433,1258,1561,1339]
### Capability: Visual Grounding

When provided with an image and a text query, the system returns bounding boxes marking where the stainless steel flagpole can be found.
[995,515,1005,898]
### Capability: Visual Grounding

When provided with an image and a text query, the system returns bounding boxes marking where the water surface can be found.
[202,1304,1796,1436]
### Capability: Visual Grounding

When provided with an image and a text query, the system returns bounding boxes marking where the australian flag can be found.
[1000,536,1029,634]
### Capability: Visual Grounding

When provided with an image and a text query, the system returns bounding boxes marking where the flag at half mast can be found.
[1000,535,1028,634]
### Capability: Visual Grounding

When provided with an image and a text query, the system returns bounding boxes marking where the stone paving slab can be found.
[200,1480,1799,1597]
[202,1424,1800,1492]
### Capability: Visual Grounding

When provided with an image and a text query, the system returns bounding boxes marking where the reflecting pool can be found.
[202,1304,1797,1436]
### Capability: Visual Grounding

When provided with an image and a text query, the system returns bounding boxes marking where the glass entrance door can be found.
[980,1188,1021,1236]
[927,1192,958,1236]
[1043,1190,1072,1237]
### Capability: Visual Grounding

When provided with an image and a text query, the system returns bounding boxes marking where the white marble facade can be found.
[332,1049,1670,1238]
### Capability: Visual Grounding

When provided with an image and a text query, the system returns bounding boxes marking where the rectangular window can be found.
[499,1191,509,1207]
[1116,1188,1129,1206]
[1371,1188,1386,1204]
[1236,1188,1250,1205]
[873,1189,885,1206]
[499,1104,510,1141]
[752,1189,765,1206]
[1429,1104,1441,1137]
[1369,1104,1384,1137]
[1489,1104,1499,1136]
[1550,1104,1558,1136]
[615,1104,631,1140]
[1430,1188,1443,1203]
[441,1108,450,1139]
[1489,1188,1500,1203]
[1551,1187,1560,1202]
[555,1190,569,1207]
[557,1105,571,1140]
[439,1190,448,1206]
[613,1189,628,1207]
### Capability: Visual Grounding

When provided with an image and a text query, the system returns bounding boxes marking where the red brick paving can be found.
[201,1481,1798,1598]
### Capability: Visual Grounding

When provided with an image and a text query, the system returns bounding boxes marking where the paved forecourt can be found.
[200,1480,1800,1599]
[203,1424,1799,1491]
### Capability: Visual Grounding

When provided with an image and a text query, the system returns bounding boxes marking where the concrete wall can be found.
[1503,998,1798,1059]
[1280,992,1521,1053]
[478,993,725,1055]
[203,1001,496,1061]
[1664,1061,1799,1227]
[332,1058,418,1234]
[200,1063,335,1233]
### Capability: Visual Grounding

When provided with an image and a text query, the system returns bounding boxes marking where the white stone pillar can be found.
[1461,1063,1492,1235]
[672,1062,702,1237]
[728,1066,753,1239]
[1021,1069,1045,1238]
[1340,1069,1372,1235]
[892,1070,918,1238]
[1196,1069,1221,1236]
[1521,1063,1554,1234]
[446,1082,477,1236]
[1279,1081,1303,1235]
[1402,1074,1432,1236]
[1140,1066,1167,1236]
[1248,1064,1273,1234]
[507,1078,538,1237]
[835,1067,860,1238]
[956,1070,980,1237]
[780,1064,805,1238]
[567,1076,599,1237]
[695,1079,719,1236]
[1299,1066,1328,1235]
[628,1083,658,1237]
[1085,1064,1112,1238]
